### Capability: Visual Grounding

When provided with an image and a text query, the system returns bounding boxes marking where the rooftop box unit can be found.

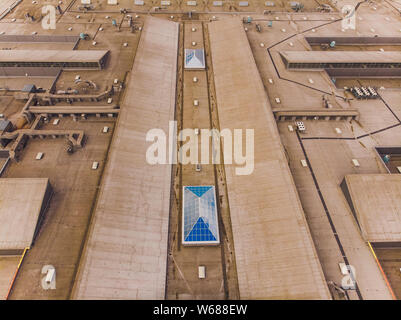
[92,161,99,170]
[196,164,201,172]
[36,152,44,160]
[198,266,206,279]
[45,267,56,283]
[103,126,109,133]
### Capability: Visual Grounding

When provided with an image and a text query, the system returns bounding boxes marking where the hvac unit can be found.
[196,164,201,172]
[36,152,44,160]
[92,162,99,170]
[296,121,306,132]
[198,266,206,279]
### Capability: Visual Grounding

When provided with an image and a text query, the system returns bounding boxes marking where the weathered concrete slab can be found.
[72,17,179,300]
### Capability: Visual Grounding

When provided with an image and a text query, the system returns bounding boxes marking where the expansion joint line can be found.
[295,131,363,300]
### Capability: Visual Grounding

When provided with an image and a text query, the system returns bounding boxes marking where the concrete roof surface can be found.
[280,51,401,64]
[209,18,331,300]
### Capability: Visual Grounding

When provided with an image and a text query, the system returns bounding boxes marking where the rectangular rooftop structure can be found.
[0,178,52,254]
[280,51,401,70]
[72,17,178,300]
[182,186,219,245]
[208,19,331,299]
[341,174,401,245]
[0,50,109,69]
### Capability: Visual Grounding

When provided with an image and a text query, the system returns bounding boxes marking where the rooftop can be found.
[342,174,401,244]
[280,51,401,64]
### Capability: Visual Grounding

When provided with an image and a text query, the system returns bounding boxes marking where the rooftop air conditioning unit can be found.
[198,266,206,279]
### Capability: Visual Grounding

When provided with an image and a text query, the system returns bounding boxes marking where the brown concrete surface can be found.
[72,17,179,300]
[6,117,116,299]
[342,174,401,243]
[2,0,401,301]
[208,18,331,299]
